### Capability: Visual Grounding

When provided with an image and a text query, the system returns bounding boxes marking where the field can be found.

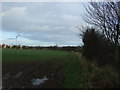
[2,48,79,88]
[2,49,119,88]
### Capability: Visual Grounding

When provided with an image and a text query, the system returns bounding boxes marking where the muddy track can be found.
[2,60,69,88]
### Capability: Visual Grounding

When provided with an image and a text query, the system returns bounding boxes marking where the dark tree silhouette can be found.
[84,2,120,45]
[81,27,116,66]
[84,1,120,70]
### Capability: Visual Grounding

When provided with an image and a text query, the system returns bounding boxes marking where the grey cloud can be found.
[2,2,86,46]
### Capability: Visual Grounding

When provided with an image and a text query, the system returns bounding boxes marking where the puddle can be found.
[13,72,23,78]
[31,76,49,86]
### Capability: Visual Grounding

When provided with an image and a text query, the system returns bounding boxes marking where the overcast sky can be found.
[1,2,88,46]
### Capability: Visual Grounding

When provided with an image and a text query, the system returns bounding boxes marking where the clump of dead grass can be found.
[77,52,119,88]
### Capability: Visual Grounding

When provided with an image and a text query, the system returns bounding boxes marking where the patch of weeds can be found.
[59,53,87,88]
[61,52,119,88]
[78,53,119,88]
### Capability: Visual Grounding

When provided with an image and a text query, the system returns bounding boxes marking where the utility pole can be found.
[16,34,20,46]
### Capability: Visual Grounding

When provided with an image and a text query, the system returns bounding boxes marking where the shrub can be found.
[82,27,116,66]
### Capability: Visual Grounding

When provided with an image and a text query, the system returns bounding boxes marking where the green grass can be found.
[2,48,74,62]
[59,53,119,88]
[59,53,87,88]
[3,48,85,88]
[2,48,119,88]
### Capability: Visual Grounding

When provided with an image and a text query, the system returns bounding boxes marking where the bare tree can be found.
[84,1,120,70]
[84,2,120,45]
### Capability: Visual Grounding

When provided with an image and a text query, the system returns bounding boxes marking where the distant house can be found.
[1,44,7,48]
[0,44,13,48]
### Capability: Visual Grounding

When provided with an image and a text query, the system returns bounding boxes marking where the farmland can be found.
[2,48,79,88]
[2,48,119,88]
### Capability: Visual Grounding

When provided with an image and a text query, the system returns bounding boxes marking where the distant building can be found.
[1,44,7,48]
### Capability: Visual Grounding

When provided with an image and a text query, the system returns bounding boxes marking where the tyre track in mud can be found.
[2,59,70,88]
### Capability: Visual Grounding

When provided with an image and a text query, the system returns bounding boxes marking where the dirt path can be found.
[2,60,67,88]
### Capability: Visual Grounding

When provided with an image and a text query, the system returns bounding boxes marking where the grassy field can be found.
[2,48,119,88]
[2,48,79,88]
[2,48,74,62]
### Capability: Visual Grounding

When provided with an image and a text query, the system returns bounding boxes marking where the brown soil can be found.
[2,60,65,88]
